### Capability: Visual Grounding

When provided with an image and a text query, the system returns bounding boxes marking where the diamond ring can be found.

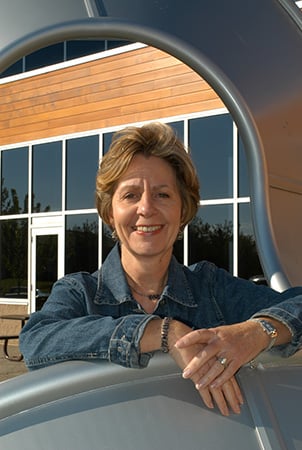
[217,356,228,368]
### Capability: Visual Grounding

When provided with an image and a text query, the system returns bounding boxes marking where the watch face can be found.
[260,320,277,337]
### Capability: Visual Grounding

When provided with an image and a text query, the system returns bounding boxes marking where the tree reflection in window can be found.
[1,147,28,214]
[189,216,233,271]
[65,214,98,274]
[0,219,28,297]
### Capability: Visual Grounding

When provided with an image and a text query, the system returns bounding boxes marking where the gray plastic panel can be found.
[0,0,89,52]
[0,353,301,449]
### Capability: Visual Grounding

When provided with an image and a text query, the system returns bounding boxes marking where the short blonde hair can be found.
[96,122,200,228]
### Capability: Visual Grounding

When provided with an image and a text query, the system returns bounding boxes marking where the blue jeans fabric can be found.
[20,244,302,370]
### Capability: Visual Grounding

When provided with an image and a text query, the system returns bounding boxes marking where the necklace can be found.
[130,285,162,301]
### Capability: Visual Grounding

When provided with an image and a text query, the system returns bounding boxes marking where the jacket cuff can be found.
[108,315,157,368]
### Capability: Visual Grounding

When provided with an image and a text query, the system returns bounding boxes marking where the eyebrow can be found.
[117,182,171,190]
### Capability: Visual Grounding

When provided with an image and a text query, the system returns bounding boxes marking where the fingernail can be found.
[233,405,241,414]
[182,369,191,378]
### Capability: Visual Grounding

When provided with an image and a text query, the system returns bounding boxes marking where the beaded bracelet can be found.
[161,317,172,353]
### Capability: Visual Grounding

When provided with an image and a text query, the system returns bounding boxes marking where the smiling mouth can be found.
[134,225,162,233]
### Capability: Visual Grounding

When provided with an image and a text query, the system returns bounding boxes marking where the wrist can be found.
[160,317,173,353]
[249,318,278,351]
[166,319,192,356]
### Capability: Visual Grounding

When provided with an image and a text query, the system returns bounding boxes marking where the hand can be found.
[175,321,269,390]
[168,320,243,415]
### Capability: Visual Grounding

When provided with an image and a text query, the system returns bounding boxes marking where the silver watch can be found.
[250,318,278,351]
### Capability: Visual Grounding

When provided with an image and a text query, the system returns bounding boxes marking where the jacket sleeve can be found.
[213,266,302,357]
[19,274,156,370]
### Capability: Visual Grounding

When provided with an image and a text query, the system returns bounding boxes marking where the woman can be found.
[20,122,302,416]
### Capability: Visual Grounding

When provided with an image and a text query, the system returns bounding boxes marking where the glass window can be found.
[1,147,28,214]
[173,238,184,264]
[106,40,131,50]
[0,58,23,78]
[103,132,114,155]
[66,135,99,210]
[189,204,233,272]
[189,114,233,200]
[238,203,263,281]
[35,235,57,310]
[102,223,115,262]
[25,43,64,71]
[65,214,98,273]
[169,121,184,142]
[238,136,250,197]
[32,141,62,212]
[66,40,106,60]
[0,219,28,298]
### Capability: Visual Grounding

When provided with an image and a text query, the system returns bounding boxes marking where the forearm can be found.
[20,312,156,370]
[251,301,302,356]
[140,318,191,355]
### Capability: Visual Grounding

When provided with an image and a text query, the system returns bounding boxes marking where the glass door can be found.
[31,225,64,312]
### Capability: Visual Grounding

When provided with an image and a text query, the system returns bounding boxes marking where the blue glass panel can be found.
[35,235,56,310]
[103,132,114,155]
[1,147,28,214]
[66,40,106,60]
[65,214,98,273]
[189,114,233,200]
[106,40,131,50]
[102,222,115,262]
[169,121,184,142]
[0,219,28,298]
[189,204,233,272]
[238,203,263,280]
[25,43,64,71]
[238,135,250,197]
[66,135,99,210]
[32,141,62,212]
[0,59,23,78]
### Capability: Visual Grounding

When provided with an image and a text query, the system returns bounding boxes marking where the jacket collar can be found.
[94,244,197,307]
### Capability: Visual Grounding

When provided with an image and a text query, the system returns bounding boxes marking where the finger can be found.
[195,376,243,416]
[230,376,244,405]
[196,386,214,410]
[188,358,217,389]
[221,379,242,414]
[182,345,218,379]
[209,361,240,389]
[194,358,226,388]
[209,386,229,416]
[175,329,216,348]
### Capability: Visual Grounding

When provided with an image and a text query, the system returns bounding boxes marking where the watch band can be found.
[160,317,172,353]
[250,318,278,351]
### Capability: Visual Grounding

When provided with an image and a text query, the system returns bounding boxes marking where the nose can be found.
[137,191,156,217]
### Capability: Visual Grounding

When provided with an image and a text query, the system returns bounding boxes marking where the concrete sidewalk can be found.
[0,347,28,383]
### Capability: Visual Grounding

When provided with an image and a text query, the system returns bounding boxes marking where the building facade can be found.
[0,41,264,319]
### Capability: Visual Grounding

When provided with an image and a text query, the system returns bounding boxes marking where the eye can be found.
[123,192,138,200]
[157,192,170,198]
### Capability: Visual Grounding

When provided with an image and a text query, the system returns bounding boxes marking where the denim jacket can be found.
[20,244,302,370]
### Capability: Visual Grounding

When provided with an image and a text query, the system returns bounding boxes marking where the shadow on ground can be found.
[0,346,28,382]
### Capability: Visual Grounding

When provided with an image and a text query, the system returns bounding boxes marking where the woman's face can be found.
[110,154,182,262]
